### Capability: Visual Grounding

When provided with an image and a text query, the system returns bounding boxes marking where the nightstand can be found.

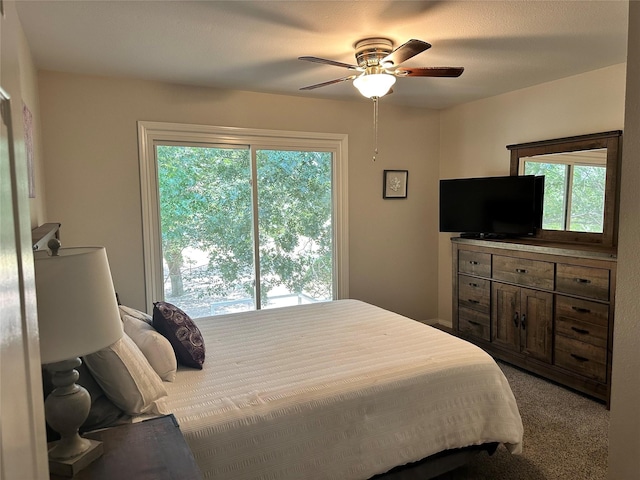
[49,414,202,479]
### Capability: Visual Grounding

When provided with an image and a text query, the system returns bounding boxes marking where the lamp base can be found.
[48,438,104,477]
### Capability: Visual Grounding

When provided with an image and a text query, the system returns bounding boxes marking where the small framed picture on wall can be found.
[383,170,408,199]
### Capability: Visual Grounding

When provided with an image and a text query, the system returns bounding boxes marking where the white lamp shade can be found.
[35,247,123,364]
[353,73,396,98]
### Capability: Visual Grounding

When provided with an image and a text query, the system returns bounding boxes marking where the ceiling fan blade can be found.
[395,66,464,77]
[298,56,360,70]
[299,75,358,91]
[381,39,431,67]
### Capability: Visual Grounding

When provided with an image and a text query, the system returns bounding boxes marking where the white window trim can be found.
[137,121,349,312]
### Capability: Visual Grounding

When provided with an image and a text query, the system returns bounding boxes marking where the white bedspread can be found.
[156,299,523,479]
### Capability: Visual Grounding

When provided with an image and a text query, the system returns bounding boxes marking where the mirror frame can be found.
[508,130,622,247]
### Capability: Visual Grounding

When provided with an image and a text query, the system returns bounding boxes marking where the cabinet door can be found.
[491,283,520,352]
[520,288,553,363]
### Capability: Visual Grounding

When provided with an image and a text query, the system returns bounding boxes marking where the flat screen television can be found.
[439,175,544,238]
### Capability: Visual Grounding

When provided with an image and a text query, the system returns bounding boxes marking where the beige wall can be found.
[608,2,640,477]
[436,64,627,326]
[37,72,441,321]
[36,65,629,326]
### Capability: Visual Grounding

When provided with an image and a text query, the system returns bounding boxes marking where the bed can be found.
[147,299,523,480]
[31,223,522,478]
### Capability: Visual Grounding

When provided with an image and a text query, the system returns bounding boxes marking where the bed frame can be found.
[374,443,498,479]
[32,222,61,251]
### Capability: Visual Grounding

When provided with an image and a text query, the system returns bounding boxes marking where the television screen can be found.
[439,175,544,237]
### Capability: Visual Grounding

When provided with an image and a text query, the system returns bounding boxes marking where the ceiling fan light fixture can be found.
[353,73,396,98]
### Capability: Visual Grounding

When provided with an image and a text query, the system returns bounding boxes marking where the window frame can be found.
[138,121,349,313]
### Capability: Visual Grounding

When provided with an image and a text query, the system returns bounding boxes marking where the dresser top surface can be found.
[451,236,617,261]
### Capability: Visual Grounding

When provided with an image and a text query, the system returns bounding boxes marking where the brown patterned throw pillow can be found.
[152,301,205,369]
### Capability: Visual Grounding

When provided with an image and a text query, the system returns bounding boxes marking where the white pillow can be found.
[123,314,177,382]
[118,304,152,324]
[84,333,168,415]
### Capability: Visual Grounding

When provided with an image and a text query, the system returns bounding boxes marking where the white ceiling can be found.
[15,0,629,109]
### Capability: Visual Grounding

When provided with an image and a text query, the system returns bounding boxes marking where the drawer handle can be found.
[574,278,591,284]
[468,299,480,304]
[515,268,528,274]
[570,353,589,363]
[571,306,591,314]
[513,312,520,328]
[469,282,479,288]
[468,320,481,326]
[469,260,479,265]
[571,326,590,335]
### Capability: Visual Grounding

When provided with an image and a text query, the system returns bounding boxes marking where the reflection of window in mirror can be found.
[520,149,607,233]
[508,130,621,247]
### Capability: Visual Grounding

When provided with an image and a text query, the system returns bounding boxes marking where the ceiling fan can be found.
[299,38,464,98]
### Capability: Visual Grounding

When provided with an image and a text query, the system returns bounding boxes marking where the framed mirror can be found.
[508,130,622,247]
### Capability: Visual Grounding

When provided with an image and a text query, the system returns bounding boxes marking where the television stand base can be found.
[459,233,506,240]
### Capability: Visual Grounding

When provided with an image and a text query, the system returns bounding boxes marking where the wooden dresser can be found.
[451,237,616,404]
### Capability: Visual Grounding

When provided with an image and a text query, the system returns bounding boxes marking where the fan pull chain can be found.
[373,96,379,161]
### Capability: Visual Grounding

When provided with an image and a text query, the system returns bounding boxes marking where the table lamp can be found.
[34,240,123,477]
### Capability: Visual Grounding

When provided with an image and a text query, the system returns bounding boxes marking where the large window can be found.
[138,122,348,318]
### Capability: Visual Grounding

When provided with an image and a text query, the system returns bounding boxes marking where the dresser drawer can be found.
[492,255,554,290]
[555,296,608,348]
[458,250,491,277]
[556,264,610,301]
[555,335,607,383]
[458,307,490,341]
[458,275,490,313]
